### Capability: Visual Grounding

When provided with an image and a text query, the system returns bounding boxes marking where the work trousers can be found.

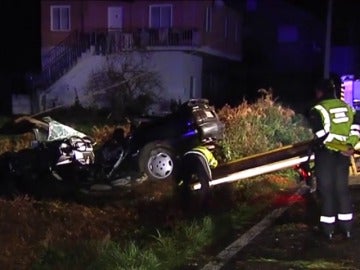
[315,148,353,234]
[180,153,212,211]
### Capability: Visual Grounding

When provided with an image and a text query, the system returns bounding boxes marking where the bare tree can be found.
[86,53,164,120]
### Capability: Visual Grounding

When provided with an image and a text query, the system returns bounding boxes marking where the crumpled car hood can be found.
[46,119,87,141]
[0,116,89,142]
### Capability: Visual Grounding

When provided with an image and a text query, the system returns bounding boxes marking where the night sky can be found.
[0,1,41,74]
[285,0,360,45]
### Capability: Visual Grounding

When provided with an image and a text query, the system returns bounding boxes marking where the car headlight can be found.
[60,142,72,154]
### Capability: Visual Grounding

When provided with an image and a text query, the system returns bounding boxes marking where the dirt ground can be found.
[0,177,262,270]
[222,185,360,270]
[0,180,175,269]
[4,176,358,270]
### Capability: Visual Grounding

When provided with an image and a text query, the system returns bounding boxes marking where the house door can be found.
[108,7,123,30]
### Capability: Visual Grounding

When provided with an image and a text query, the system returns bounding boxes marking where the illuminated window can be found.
[277,25,298,43]
[51,5,70,31]
[149,4,172,28]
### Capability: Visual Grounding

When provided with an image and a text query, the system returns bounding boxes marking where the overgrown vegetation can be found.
[217,90,312,161]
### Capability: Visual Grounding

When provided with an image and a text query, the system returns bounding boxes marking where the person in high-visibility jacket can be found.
[179,140,218,212]
[309,78,360,240]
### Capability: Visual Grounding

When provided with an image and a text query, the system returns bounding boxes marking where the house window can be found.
[149,4,172,28]
[205,6,212,33]
[51,5,70,31]
[278,25,298,43]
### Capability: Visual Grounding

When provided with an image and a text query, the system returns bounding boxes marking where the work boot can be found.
[344,231,351,239]
[325,231,334,241]
[319,228,334,241]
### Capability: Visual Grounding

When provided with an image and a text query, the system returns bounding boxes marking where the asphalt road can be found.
[217,177,360,270]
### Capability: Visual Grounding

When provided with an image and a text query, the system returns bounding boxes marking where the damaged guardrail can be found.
[192,140,315,190]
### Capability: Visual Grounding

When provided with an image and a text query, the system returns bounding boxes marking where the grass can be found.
[32,174,290,269]
[33,217,214,270]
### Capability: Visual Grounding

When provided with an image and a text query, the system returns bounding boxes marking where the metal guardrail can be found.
[192,140,315,190]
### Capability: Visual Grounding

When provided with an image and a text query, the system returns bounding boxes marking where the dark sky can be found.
[285,0,360,45]
[0,1,41,74]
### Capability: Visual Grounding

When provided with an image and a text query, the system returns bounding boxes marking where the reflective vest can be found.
[184,145,218,178]
[313,99,360,151]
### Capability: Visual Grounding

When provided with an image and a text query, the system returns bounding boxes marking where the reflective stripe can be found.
[315,129,327,138]
[350,130,360,137]
[351,124,360,137]
[338,213,353,221]
[323,133,348,143]
[314,105,331,132]
[332,115,349,123]
[320,215,336,224]
[329,107,348,113]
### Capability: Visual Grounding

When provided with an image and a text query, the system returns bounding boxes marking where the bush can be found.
[217,90,312,161]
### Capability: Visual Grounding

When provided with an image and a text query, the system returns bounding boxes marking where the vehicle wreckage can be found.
[0,99,226,195]
[0,116,95,196]
[2,98,350,197]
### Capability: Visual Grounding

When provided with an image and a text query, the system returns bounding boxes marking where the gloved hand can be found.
[341,145,355,157]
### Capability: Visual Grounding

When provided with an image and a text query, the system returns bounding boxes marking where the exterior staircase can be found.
[35,31,91,91]
[34,27,200,91]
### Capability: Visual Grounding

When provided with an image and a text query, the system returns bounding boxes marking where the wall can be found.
[41,0,242,61]
[12,95,32,115]
[40,51,202,113]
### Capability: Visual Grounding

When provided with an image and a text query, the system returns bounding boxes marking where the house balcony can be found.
[35,27,201,91]
[91,27,201,54]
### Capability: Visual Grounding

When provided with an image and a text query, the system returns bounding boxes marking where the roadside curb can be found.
[201,185,309,270]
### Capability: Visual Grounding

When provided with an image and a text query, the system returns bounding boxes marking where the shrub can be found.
[217,90,312,161]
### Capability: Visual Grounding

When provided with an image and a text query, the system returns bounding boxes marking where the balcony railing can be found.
[92,27,200,55]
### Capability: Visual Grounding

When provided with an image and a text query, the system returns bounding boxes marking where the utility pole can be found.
[323,0,333,79]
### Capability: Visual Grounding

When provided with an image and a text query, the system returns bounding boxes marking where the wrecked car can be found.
[0,116,95,196]
[0,99,225,195]
[96,99,225,183]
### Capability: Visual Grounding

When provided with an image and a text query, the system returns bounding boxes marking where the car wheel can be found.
[138,142,178,182]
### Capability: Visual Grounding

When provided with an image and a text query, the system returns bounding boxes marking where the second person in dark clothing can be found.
[308,78,360,240]
[179,139,218,213]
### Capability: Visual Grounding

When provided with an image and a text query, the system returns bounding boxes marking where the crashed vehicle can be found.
[0,99,224,195]
[97,99,225,182]
[0,116,95,196]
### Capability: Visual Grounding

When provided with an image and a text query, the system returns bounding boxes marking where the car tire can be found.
[138,142,178,182]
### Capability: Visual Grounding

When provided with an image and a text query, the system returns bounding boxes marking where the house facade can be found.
[38,0,243,112]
